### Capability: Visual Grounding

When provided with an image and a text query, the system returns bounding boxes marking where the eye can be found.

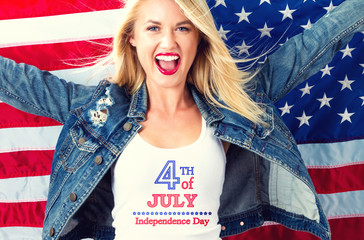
[177,26,190,32]
[147,26,159,31]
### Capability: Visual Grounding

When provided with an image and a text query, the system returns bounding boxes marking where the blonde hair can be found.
[110,0,265,124]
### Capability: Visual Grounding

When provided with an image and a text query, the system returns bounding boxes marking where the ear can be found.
[129,36,136,47]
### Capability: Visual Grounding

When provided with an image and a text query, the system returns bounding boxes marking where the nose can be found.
[160,30,177,49]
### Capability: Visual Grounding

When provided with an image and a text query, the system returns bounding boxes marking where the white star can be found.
[360,63,364,74]
[235,7,252,23]
[259,0,271,5]
[320,65,334,78]
[236,41,252,55]
[296,111,312,127]
[338,108,354,124]
[340,44,355,59]
[301,19,312,30]
[279,4,296,21]
[279,102,294,116]
[258,23,274,38]
[214,0,227,8]
[338,75,355,91]
[317,93,333,109]
[360,96,364,106]
[323,1,336,13]
[218,25,230,41]
[299,83,314,97]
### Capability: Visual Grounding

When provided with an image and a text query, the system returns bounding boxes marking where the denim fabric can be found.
[0,0,363,239]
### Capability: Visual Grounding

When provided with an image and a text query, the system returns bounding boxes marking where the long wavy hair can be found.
[109,0,265,124]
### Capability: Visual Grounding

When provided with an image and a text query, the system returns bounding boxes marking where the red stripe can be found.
[0,38,113,71]
[308,164,364,194]
[0,103,62,129]
[222,217,364,240]
[0,0,124,20]
[0,201,46,227]
[0,150,54,179]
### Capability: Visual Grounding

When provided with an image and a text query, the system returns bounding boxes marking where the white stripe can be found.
[0,126,62,153]
[298,139,364,167]
[0,227,42,240]
[0,175,49,203]
[319,191,364,218]
[50,65,115,85]
[0,9,124,48]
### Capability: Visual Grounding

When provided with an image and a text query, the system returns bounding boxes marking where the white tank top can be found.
[111,117,226,240]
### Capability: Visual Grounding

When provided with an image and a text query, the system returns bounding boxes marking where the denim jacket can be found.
[0,0,363,239]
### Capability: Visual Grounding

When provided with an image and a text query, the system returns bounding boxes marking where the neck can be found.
[146,82,195,115]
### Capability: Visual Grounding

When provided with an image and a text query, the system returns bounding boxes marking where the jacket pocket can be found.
[59,121,101,172]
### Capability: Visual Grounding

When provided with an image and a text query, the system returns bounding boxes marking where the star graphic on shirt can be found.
[258,23,274,38]
[340,44,355,59]
[214,0,227,8]
[301,19,312,30]
[235,7,252,23]
[296,111,312,127]
[317,93,333,109]
[323,1,336,13]
[259,0,271,5]
[279,102,294,116]
[360,63,364,74]
[338,108,354,124]
[218,25,230,41]
[299,82,314,97]
[338,75,355,91]
[320,65,334,78]
[279,4,296,21]
[236,41,252,55]
[360,96,364,106]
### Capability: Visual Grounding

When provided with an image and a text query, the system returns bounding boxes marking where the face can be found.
[129,0,200,90]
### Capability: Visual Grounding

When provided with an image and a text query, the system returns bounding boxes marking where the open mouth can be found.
[155,53,181,75]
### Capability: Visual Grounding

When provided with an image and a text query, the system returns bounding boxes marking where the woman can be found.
[0,0,363,239]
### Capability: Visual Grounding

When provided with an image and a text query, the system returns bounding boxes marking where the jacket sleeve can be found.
[256,0,364,103]
[0,55,98,124]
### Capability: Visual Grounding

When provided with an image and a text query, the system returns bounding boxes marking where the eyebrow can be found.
[144,20,193,26]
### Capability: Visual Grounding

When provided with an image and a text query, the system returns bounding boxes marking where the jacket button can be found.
[123,122,132,131]
[94,155,103,165]
[49,227,55,237]
[69,193,77,202]
[78,137,87,144]
[221,226,226,231]
[240,221,245,226]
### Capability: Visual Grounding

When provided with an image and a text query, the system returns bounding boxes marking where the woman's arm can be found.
[257,0,364,103]
[0,56,97,124]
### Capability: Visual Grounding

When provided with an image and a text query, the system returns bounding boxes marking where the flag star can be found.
[338,108,354,124]
[360,96,364,106]
[218,25,230,41]
[301,19,312,30]
[360,63,364,74]
[279,4,296,21]
[258,23,274,38]
[340,44,355,59]
[279,102,294,116]
[338,75,355,91]
[317,93,333,109]
[259,0,271,5]
[236,41,252,55]
[320,65,334,78]
[299,82,314,97]
[235,7,252,23]
[214,0,227,8]
[323,1,336,13]
[296,111,312,127]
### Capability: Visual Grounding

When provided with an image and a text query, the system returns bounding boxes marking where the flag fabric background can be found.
[0,0,363,239]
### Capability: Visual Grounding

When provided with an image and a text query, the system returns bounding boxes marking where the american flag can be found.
[0,0,363,239]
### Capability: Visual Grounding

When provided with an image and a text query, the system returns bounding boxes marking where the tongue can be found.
[159,60,177,71]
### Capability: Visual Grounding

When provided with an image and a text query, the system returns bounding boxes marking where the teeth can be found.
[156,55,179,61]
